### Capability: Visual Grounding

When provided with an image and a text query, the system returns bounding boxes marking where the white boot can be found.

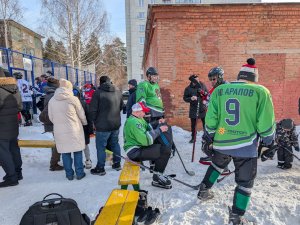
[85,160,92,169]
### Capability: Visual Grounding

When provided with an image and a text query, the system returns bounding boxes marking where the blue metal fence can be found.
[0,47,97,87]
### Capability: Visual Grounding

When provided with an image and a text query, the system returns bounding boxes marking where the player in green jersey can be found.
[197,58,275,225]
[123,102,172,189]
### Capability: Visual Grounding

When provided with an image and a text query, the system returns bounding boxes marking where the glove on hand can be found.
[201,131,214,157]
[261,146,276,162]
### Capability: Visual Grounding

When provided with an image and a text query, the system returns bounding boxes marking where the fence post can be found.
[30,55,37,115]
[90,73,92,84]
[5,48,12,75]
[66,65,69,80]
[51,62,54,76]
[84,71,86,84]
[94,74,96,86]
[76,69,79,86]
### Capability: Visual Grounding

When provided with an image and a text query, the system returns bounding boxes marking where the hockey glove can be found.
[201,131,214,157]
[261,145,277,162]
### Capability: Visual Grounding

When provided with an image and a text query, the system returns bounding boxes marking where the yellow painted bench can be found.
[94,189,139,225]
[118,161,140,191]
[18,140,56,148]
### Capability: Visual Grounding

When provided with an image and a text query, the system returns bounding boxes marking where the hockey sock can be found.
[202,165,221,188]
[232,186,251,216]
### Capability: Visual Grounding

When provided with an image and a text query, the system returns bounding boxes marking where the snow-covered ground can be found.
[0,116,300,225]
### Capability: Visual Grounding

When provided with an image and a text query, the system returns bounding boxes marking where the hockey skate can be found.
[151,174,172,189]
[197,183,214,201]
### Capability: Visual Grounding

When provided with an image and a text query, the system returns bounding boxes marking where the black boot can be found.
[0,179,19,188]
[112,162,122,171]
[197,183,214,200]
[228,207,245,225]
[3,172,23,181]
[91,166,106,176]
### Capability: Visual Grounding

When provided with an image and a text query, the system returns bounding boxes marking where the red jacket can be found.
[84,89,95,104]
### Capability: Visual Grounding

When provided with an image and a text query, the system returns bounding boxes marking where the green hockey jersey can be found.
[205,81,275,157]
[136,81,164,115]
[123,115,160,152]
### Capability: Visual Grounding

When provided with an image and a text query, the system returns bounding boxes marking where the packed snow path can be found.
[0,118,299,225]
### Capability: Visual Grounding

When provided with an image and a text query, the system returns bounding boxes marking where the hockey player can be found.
[136,67,164,121]
[123,102,172,189]
[199,66,227,164]
[14,72,33,126]
[197,59,275,224]
[262,118,299,169]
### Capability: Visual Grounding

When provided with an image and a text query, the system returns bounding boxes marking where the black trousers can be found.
[0,139,22,182]
[127,144,171,173]
[277,146,293,168]
[190,117,205,138]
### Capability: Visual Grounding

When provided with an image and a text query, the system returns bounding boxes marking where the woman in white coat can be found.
[48,78,87,180]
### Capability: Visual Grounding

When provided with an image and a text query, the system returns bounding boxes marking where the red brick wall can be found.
[143,3,300,130]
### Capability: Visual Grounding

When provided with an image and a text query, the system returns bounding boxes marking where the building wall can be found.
[144,3,300,129]
[125,0,261,83]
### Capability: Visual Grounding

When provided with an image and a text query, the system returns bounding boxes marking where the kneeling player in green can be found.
[123,102,172,189]
[197,58,275,224]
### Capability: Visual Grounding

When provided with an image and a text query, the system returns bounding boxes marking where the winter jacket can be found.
[40,85,58,132]
[48,87,87,153]
[126,88,136,118]
[89,82,123,132]
[275,121,299,150]
[183,82,208,119]
[0,77,22,140]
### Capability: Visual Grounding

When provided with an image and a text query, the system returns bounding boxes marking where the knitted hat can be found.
[189,74,198,83]
[132,102,150,113]
[59,78,73,91]
[128,79,137,87]
[237,58,258,82]
[47,77,59,87]
[99,75,111,85]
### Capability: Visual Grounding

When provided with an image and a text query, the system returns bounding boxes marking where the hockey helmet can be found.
[13,72,23,79]
[146,67,158,77]
[280,119,294,130]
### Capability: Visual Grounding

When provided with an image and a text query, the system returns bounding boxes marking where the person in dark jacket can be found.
[39,77,63,171]
[0,67,23,188]
[89,75,124,175]
[126,79,137,118]
[183,74,208,143]
[73,88,94,169]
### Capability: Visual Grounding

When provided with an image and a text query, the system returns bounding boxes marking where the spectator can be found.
[48,79,87,180]
[39,77,63,171]
[14,72,33,126]
[0,68,23,188]
[73,88,94,169]
[183,75,208,143]
[89,75,124,176]
[83,83,95,105]
[126,79,137,118]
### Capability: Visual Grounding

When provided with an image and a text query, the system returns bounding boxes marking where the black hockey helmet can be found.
[13,72,23,79]
[208,66,224,79]
[280,118,294,130]
[146,67,158,76]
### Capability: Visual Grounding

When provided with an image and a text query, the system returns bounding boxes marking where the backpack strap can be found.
[56,211,71,225]
[33,214,47,225]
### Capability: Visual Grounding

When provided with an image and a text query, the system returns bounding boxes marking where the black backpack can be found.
[19,193,90,225]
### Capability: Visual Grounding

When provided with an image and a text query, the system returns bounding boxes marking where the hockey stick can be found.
[173,144,195,176]
[191,96,200,162]
[107,150,200,190]
[159,132,195,176]
[280,145,300,161]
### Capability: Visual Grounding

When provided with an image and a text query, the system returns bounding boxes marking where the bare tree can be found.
[0,0,23,48]
[41,0,107,69]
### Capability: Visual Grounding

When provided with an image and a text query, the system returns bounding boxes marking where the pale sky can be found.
[18,0,300,44]
[19,0,126,43]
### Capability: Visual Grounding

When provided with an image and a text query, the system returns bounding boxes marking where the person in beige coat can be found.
[48,78,87,180]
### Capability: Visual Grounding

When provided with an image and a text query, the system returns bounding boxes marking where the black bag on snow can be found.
[19,193,90,225]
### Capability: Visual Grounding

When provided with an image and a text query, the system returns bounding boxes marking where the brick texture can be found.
[143,3,300,130]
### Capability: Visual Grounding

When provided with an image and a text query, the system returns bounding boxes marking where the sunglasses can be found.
[209,78,217,81]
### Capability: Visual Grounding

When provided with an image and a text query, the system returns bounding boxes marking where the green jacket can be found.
[205,81,275,157]
[123,115,160,152]
[136,81,164,117]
